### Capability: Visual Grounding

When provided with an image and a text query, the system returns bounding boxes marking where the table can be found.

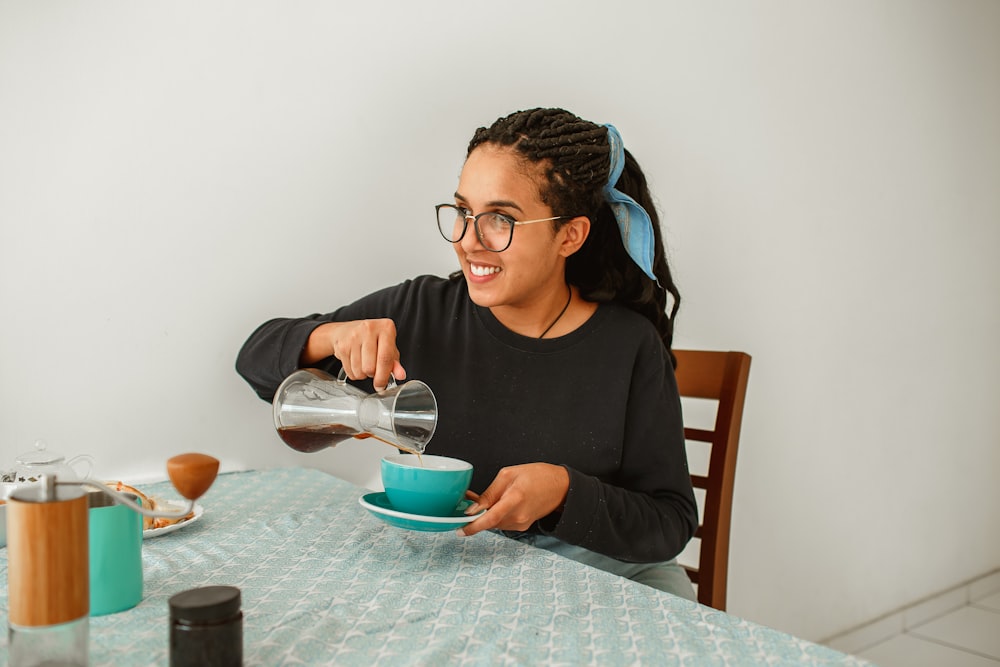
[1,468,870,665]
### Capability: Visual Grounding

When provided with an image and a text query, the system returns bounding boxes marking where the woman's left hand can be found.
[458,463,569,536]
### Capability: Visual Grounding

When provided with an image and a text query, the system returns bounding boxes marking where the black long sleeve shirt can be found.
[236,275,697,563]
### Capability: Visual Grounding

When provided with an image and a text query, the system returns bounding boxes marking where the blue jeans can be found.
[503,532,698,602]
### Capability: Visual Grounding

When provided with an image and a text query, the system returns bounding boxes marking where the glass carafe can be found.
[272,368,438,455]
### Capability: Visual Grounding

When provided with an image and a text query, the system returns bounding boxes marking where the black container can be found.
[169,585,243,667]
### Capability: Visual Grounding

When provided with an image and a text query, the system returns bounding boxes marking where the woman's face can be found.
[452,145,573,312]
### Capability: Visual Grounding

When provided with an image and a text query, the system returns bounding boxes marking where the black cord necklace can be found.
[538,284,573,339]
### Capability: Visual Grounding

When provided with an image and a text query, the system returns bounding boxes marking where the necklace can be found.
[538,284,572,339]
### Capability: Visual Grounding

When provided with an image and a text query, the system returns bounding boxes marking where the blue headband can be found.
[603,124,658,282]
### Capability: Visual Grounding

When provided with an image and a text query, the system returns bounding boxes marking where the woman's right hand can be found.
[301,319,406,391]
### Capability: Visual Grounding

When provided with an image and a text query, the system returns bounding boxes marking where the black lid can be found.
[169,586,242,622]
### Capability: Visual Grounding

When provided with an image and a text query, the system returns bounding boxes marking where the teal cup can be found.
[381,454,473,517]
[88,490,143,616]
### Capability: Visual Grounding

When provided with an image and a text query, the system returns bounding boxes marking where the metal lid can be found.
[169,586,242,623]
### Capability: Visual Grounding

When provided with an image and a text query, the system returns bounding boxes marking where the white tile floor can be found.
[824,570,1000,666]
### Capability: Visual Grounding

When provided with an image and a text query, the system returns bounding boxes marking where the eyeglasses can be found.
[435,204,568,253]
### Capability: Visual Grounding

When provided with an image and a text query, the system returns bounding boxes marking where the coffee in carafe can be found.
[276,424,360,453]
[272,369,437,455]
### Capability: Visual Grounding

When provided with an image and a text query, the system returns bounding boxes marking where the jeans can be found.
[503,531,698,602]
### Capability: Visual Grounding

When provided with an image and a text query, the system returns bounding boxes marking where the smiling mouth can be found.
[470,264,501,277]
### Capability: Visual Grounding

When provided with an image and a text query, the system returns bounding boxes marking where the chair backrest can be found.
[674,349,751,611]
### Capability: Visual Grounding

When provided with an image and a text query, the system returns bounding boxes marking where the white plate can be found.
[143,502,204,539]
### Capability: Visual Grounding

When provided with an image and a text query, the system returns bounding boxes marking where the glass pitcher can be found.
[272,368,438,455]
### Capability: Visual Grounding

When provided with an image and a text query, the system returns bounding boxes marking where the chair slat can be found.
[684,428,715,443]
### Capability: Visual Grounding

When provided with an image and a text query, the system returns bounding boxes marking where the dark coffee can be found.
[278,424,357,452]
[278,425,414,456]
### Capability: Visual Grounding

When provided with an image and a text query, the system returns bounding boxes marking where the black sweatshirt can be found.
[236,275,697,563]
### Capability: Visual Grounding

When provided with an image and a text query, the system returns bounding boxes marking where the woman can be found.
[236,108,698,599]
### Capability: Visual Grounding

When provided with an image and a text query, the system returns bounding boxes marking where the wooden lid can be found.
[166,453,219,500]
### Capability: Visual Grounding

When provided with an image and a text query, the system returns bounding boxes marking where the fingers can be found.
[458,475,508,536]
[460,494,521,537]
[371,342,406,392]
[458,464,569,537]
[468,472,507,512]
[331,319,403,390]
[370,354,396,393]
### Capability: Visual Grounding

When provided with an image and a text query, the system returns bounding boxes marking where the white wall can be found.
[1,0,998,643]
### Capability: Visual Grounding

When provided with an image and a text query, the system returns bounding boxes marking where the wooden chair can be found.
[674,349,751,611]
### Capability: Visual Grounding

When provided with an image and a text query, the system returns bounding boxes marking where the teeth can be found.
[470,264,501,277]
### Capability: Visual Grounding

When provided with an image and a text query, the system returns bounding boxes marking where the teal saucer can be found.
[359,492,485,532]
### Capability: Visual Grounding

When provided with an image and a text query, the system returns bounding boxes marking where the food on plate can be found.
[103,481,194,531]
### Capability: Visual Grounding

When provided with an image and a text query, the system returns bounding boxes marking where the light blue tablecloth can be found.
[0,468,870,665]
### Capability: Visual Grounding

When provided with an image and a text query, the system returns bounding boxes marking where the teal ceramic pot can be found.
[89,491,143,616]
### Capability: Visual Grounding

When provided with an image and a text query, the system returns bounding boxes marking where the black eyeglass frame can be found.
[435,203,570,253]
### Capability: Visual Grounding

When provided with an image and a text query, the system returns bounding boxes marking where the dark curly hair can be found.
[465,107,680,364]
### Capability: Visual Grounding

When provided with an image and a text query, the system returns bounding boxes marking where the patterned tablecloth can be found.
[0,467,870,665]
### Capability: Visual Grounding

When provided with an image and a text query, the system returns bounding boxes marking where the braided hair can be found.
[466,108,681,364]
